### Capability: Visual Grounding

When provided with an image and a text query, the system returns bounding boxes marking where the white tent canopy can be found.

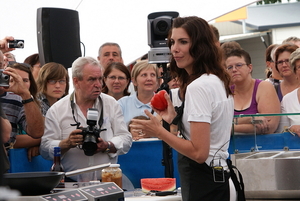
[0,0,259,65]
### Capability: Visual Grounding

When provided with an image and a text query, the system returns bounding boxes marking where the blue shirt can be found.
[118,93,155,125]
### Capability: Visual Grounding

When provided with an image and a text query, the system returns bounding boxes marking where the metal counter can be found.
[231,151,300,199]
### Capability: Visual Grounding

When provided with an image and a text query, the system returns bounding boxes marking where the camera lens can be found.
[17,41,24,48]
[156,20,169,32]
[82,134,98,156]
[3,75,9,81]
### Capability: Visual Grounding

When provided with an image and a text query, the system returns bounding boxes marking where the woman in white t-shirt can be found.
[130,16,238,201]
[280,48,300,135]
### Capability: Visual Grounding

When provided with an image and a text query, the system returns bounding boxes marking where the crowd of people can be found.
[1,16,300,200]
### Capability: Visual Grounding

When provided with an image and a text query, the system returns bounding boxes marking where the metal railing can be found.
[232,113,300,152]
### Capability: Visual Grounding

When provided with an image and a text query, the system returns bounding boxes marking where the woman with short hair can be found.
[36,62,69,116]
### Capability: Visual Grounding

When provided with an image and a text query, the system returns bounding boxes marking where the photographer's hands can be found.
[59,129,116,155]
[96,139,116,153]
[2,67,30,98]
[59,129,83,154]
[0,36,15,53]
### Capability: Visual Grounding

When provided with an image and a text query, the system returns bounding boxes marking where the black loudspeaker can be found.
[37,7,82,68]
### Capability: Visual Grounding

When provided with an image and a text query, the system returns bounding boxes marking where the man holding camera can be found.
[0,42,44,150]
[40,56,132,181]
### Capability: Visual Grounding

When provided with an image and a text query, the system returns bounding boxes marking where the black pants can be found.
[178,153,230,201]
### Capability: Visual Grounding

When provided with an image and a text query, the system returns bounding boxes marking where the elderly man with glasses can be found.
[40,56,132,182]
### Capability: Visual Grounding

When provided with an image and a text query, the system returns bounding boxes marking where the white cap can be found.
[109,164,120,168]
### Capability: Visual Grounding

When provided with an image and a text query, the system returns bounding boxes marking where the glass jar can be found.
[101,164,122,189]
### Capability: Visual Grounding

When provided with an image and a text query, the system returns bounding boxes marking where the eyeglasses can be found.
[226,63,247,71]
[106,76,127,81]
[276,59,290,67]
[47,79,66,85]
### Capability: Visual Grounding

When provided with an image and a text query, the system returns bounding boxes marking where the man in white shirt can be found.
[40,56,132,181]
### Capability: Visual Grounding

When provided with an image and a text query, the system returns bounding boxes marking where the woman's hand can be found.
[253,117,270,134]
[151,92,177,124]
[130,110,163,138]
[130,122,149,141]
[289,125,300,137]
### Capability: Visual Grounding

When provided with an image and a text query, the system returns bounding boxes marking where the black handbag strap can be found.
[171,101,186,139]
[273,79,280,95]
[171,101,184,125]
[226,159,246,201]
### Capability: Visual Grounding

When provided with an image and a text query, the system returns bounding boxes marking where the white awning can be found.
[220,31,271,43]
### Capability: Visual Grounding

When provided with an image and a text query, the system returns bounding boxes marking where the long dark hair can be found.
[168,16,232,100]
[24,53,40,69]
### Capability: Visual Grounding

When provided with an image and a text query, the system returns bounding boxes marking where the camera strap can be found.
[69,92,104,129]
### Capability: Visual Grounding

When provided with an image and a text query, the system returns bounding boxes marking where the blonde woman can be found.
[118,60,159,139]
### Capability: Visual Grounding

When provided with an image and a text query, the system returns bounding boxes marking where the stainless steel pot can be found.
[3,163,110,196]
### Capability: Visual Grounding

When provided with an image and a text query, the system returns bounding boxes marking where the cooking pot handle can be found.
[64,163,111,177]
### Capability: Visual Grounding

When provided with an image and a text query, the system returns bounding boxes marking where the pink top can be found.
[232,79,262,115]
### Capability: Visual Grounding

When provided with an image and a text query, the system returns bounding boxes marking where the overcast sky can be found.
[0,0,260,65]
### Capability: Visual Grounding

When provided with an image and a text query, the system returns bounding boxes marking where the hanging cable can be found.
[75,0,84,10]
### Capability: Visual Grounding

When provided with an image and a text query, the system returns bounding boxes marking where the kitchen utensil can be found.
[3,163,110,196]
[146,190,177,196]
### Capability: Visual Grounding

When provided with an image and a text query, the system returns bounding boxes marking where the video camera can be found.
[147,12,179,178]
[147,11,179,64]
[79,108,101,156]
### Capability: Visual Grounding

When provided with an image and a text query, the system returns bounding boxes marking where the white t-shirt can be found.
[170,88,182,107]
[281,88,300,128]
[182,74,234,167]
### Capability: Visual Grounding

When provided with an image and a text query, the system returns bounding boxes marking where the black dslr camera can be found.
[79,108,101,156]
[8,40,24,48]
[0,69,10,87]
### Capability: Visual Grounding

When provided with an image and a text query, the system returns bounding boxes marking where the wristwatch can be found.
[104,141,111,153]
[22,95,34,104]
